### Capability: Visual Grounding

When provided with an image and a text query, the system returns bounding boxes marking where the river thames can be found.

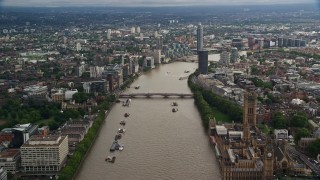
[77,61,221,180]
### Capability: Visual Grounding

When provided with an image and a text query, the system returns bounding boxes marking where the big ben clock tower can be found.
[262,138,274,180]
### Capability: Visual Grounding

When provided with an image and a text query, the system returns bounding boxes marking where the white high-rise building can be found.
[140,33,143,41]
[21,135,68,175]
[77,64,86,77]
[131,27,135,34]
[76,42,81,51]
[136,26,140,33]
[107,29,112,40]
[154,31,158,38]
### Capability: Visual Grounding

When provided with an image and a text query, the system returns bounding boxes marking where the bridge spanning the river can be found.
[119,93,193,98]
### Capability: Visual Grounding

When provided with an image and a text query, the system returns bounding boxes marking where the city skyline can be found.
[0,0,317,7]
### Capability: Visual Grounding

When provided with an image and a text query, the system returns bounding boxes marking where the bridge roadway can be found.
[286,145,320,176]
[119,93,193,98]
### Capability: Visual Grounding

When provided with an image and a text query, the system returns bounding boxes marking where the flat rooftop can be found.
[22,135,67,147]
[0,149,20,159]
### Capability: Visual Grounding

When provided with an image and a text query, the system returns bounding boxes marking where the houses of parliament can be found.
[209,90,303,180]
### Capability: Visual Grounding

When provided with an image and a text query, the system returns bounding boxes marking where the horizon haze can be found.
[0,0,317,7]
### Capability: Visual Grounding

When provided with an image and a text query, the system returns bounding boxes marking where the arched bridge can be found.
[119,93,193,98]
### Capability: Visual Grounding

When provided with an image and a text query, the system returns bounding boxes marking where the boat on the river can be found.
[120,120,126,126]
[123,99,131,107]
[116,99,121,103]
[179,76,188,80]
[184,70,190,73]
[119,144,124,151]
[172,108,178,112]
[105,156,116,163]
[171,102,178,106]
[124,113,130,117]
[115,134,122,140]
[110,141,119,152]
[118,128,126,134]
[135,85,140,89]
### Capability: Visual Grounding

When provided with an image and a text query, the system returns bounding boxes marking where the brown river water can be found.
[76,62,221,180]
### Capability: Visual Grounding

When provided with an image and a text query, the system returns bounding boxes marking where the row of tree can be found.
[188,73,243,129]
[201,90,243,122]
[59,96,115,180]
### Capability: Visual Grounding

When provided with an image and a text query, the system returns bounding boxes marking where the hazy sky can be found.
[1,0,317,7]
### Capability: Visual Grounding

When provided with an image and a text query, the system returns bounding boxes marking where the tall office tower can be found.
[278,37,283,47]
[153,50,161,64]
[295,39,301,47]
[154,31,158,38]
[283,38,288,47]
[290,38,295,47]
[220,50,230,67]
[121,55,125,65]
[131,27,135,34]
[230,47,239,63]
[287,38,293,47]
[196,23,203,52]
[136,26,140,34]
[139,33,144,41]
[300,40,306,47]
[198,50,208,74]
[63,36,67,45]
[256,38,264,50]
[107,29,111,40]
[156,36,163,50]
[248,36,255,50]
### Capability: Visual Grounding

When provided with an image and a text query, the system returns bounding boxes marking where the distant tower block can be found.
[230,47,239,63]
[136,26,140,34]
[139,33,143,41]
[156,36,163,50]
[196,22,203,52]
[220,50,230,67]
[63,36,67,45]
[131,27,135,34]
[107,29,112,40]
[76,42,81,51]
[198,50,208,74]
